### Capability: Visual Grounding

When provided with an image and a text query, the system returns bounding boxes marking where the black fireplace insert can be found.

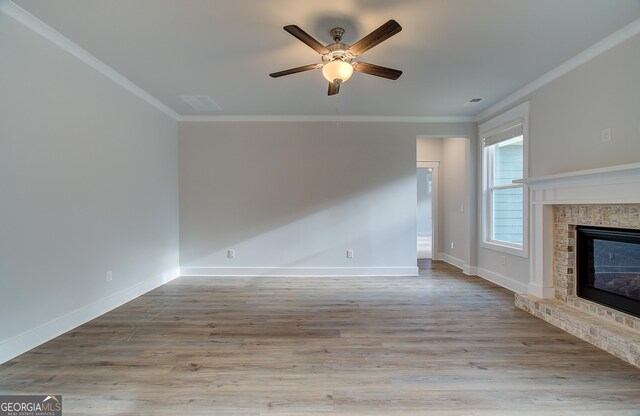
[576,226,640,318]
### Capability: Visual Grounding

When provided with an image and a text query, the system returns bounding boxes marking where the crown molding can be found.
[5,0,638,125]
[0,0,180,121]
[178,115,475,123]
[474,17,640,122]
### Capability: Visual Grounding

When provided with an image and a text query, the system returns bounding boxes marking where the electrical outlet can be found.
[460,204,464,213]
[601,127,611,143]
[346,249,354,259]
[450,242,454,249]
[500,255,507,265]
[227,249,236,259]
[106,270,113,282]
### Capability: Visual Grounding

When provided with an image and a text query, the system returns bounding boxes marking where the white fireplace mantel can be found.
[518,162,640,298]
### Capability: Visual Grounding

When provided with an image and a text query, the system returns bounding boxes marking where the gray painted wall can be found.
[417,137,443,162]
[416,137,471,263]
[180,122,476,274]
[441,138,471,264]
[0,11,179,356]
[529,33,640,177]
[476,32,640,290]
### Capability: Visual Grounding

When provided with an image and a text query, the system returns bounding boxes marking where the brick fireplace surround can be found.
[514,163,640,368]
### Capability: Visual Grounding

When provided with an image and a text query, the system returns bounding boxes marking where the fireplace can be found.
[512,163,640,368]
[576,226,640,317]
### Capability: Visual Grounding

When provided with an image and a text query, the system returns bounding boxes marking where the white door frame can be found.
[417,161,439,260]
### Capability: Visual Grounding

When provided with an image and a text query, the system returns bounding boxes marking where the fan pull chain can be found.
[336,92,341,127]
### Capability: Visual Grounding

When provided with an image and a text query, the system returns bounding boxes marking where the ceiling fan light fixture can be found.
[270,20,402,95]
[322,60,353,83]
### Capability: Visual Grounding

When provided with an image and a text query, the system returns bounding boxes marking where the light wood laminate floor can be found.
[1,261,640,415]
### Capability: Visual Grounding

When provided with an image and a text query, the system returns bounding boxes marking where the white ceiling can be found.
[13,0,640,118]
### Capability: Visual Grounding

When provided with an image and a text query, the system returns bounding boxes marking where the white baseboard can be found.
[527,282,556,299]
[474,267,528,293]
[437,253,474,275]
[437,253,527,293]
[180,266,419,277]
[0,267,181,365]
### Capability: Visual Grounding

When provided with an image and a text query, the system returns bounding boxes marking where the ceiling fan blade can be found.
[328,81,340,96]
[284,25,330,54]
[353,62,402,80]
[269,64,321,78]
[349,20,402,56]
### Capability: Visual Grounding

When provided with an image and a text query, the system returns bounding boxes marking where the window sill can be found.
[480,240,529,258]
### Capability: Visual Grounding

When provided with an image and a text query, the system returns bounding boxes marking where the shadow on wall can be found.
[179,122,418,270]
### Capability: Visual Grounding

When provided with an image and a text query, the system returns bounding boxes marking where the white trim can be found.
[437,253,472,275]
[417,161,439,261]
[474,267,528,294]
[527,281,556,299]
[417,135,473,140]
[0,0,180,121]
[479,101,529,258]
[4,0,638,125]
[475,18,640,122]
[438,253,527,293]
[516,162,640,189]
[178,115,476,123]
[180,266,418,277]
[0,268,181,365]
[438,252,465,271]
[524,165,640,300]
[479,240,528,258]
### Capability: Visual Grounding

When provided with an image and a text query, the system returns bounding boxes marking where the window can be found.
[480,101,529,257]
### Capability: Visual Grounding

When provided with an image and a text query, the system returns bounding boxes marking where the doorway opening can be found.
[417,161,438,260]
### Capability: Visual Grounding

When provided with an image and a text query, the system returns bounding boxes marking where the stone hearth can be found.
[514,164,640,368]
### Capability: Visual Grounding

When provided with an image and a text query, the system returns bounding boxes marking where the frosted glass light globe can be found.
[322,60,353,83]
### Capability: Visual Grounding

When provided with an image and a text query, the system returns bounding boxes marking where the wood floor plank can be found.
[1,261,639,415]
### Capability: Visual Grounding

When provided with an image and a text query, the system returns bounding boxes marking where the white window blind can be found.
[483,119,523,147]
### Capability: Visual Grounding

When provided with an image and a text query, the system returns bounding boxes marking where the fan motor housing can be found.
[323,43,354,63]
[329,27,345,42]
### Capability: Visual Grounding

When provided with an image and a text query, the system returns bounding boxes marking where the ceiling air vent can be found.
[463,97,483,106]
[180,95,222,111]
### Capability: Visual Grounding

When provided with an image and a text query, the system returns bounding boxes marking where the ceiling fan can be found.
[269,20,403,95]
